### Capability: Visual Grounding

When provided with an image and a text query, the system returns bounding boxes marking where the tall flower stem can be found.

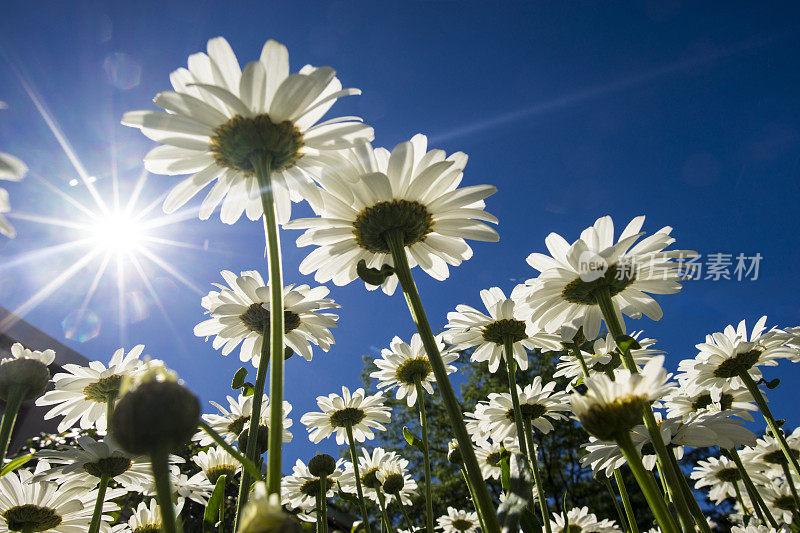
[737,369,800,480]
[199,420,264,480]
[317,474,328,533]
[726,448,777,528]
[667,450,712,533]
[781,461,800,509]
[461,467,487,532]
[601,477,628,533]
[385,230,500,533]
[377,491,394,533]
[0,387,23,465]
[87,473,110,533]
[522,418,551,533]
[595,287,696,531]
[503,339,529,457]
[151,449,179,533]
[616,432,679,533]
[413,379,434,533]
[345,424,372,533]
[398,497,417,533]
[731,481,750,519]
[234,322,270,529]
[253,153,286,497]
[613,470,639,533]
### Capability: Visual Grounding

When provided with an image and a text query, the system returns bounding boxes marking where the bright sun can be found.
[90,211,146,253]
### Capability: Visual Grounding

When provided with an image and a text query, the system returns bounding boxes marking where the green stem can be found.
[377,491,394,533]
[199,420,264,481]
[781,461,800,510]
[522,418,551,533]
[738,369,800,481]
[601,476,628,533]
[346,424,372,533]
[253,153,286,497]
[616,432,679,533]
[151,449,179,533]
[667,449,711,533]
[398,496,417,533]
[503,338,529,458]
[461,467,487,533]
[319,474,328,533]
[385,230,499,533]
[219,488,225,533]
[87,473,110,533]
[731,480,751,518]
[567,343,592,380]
[0,387,23,465]
[234,320,270,530]
[413,379,434,533]
[727,448,777,528]
[595,287,696,532]
[655,460,671,502]
[614,469,639,533]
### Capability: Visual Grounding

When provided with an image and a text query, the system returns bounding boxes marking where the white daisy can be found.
[36,345,145,433]
[193,446,241,485]
[731,523,781,533]
[301,387,391,445]
[671,410,756,449]
[571,356,672,441]
[550,506,622,533]
[436,507,480,533]
[137,471,214,506]
[194,393,293,446]
[691,455,769,505]
[665,379,756,422]
[740,427,800,477]
[681,316,797,401]
[755,480,797,524]
[111,499,184,533]
[444,286,561,373]
[339,447,401,503]
[285,134,499,295]
[581,419,680,477]
[0,151,27,238]
[477,377,571,443]
[553,332,661,385]
[281,458,343,519]
[376,456,417,505]
[474,440,506,480]
[121,37,372,224]
[3,343,55,366]
[521,215,696,340]
[370,334,457,406]
[0,463,117,533]
[194,270,339,366]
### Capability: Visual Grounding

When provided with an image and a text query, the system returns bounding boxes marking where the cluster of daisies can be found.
[2,34,800,533]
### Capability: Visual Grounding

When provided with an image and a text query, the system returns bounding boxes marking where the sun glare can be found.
[90,211,145,253]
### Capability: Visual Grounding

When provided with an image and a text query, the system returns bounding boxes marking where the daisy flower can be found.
[581,419,680,477]
[436,507,480,533]
[137,471,214,506]
[571,356,672,441]
[300,386,391,445]
[285,134,499,295]
[554,332,661,384]
[339,447,402,503]
[691,455,769,504]
[681,316,797,401]
[281,458,343,519]
[0,463,118,533]
[2,343,55,366]
[521,215,696,340]
[111,499,184,533]
[444,286,561,373]
[194,270,339,366]
[121,37,372,224]
[477,377,570,442]
[474,440,507,480]
[36,345,145,433]
[665,380,757,422]
[755,480,797,524]
[370,334,457,406]
[550,506,622,533]
[740,427,800,477]
[194,393,293,446]
[193,446,241,485]
[0,151,27,238]
[376,457,417,505]
[671,410,757,450]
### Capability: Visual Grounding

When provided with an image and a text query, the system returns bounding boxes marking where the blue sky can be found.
[1,1,799,469]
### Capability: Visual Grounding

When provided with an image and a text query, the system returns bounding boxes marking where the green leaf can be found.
[231,367,248,390]
[242,383,255,396]
[202,474,226,532]
[356,260,394,286]
[500,455,510,492]
[337,482,361,505]
[402,426,425,451]
[1,454,32,477]
[614,335,642,353]
[574,377,584,387]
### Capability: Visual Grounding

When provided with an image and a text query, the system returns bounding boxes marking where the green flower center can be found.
[561,264,636,305]
[712,349,762,378]
[715,467,740,483]
[352,200,434,253]
[381,472,405,494]
[83,374,122,403]
[329,407,366,428]
[361,467,381,489]
[775,495,796,510]
[226,415,251,437]
[84,456,132,478]
[299,477,335,497]
[452,519,473,531]
[485,451,504,467]
[209,114,304,174]
[206,465,237,485]
[565,526,583,533]
[579,395,648,441]
[763,448,799,465]
[134,526,162,533]
[239,304,301,335]
[506,403,548,423]
[3,505,62,532]
[590,351,622,374]
[691,392,733,411]
[482,319,527,345]
[394,357,433,385]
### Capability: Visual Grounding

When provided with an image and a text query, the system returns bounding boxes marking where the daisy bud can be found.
[0,344,54,402]
[111,365,200,456]
[307,453,336,478]
[238,482,303,533]
[238,425,269,456]
[447,440,463,466]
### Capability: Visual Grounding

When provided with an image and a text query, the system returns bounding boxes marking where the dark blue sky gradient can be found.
[1,1,799,468]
